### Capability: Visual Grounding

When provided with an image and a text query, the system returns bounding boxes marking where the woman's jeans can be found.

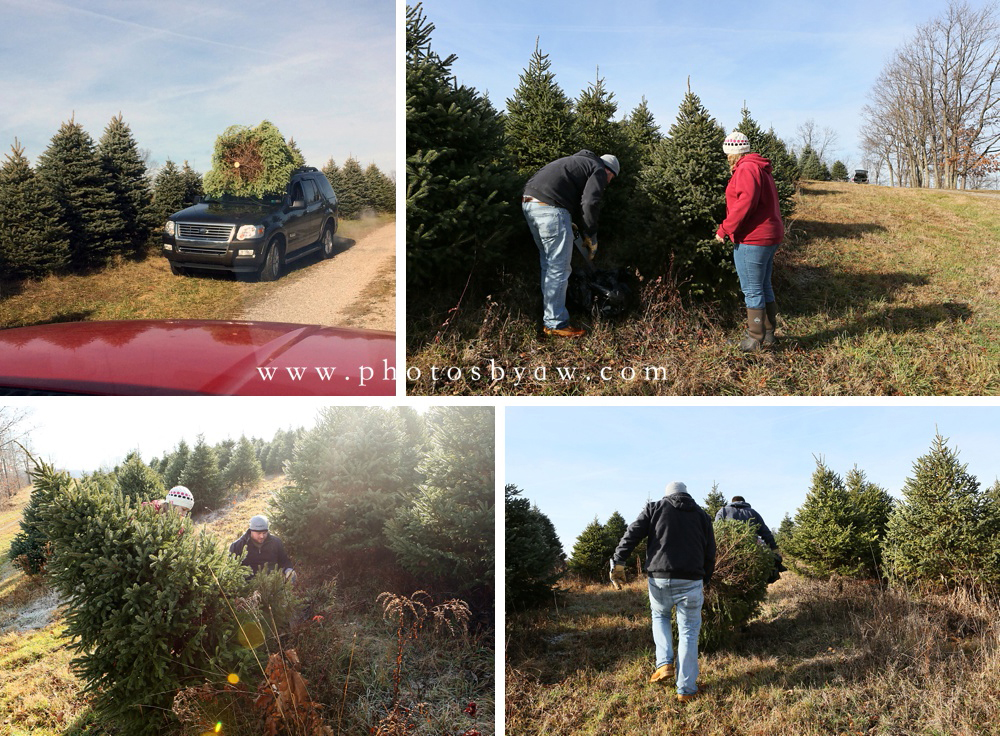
[732,243,779,309]
[648,577,704,695]
[522,201,573,329]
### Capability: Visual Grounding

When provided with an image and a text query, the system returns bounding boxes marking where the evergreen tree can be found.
[99,114,156,256]
[883,434,998,591]
[113,450,164,502]
[702,483,727,519]
[624,96,661,166]
[639,87,732,295]
[8,465,64,575]
[845,466,894,577]
[831,160,849,181]
[774,513,795,548]
[32,463,251,735]
[386,406,495,596]
[567,517,609,581]
[322,158,340,194]
[163,438,190,488]
[151,160,188,224]
[406,3,516,288]
[504,40,575,176]
[180,161,204,205]
[735,106,798,218]
[364,163,395,213]
[273,407,415,571]
[505,484,564,609]
[0,140,71,278]
[179,434,224,512]
[784,459,857,578]
[223,435,263,494]
[202,120,301,199]
[337,156,367,218]
[798,144,826,180]
[37,119,126,270]
[214,438,236,472]
[286,137,306,167]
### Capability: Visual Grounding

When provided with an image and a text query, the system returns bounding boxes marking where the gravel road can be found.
[239,220,395,331]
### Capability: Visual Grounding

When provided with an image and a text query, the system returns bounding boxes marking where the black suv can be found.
[162,167,338,281]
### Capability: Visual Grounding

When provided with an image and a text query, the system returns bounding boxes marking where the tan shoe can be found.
[542,325,586,338]
[676,693,698,702]
[649,663,675,685]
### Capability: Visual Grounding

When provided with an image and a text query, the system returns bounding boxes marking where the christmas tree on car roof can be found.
[202,120,305,199]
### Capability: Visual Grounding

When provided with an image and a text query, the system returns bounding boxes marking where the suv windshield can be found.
[201,192,285,207]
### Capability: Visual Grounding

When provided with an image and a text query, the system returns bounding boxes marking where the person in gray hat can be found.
[609,481,716,702]
[522,150,620,338]
[228,515,295,582]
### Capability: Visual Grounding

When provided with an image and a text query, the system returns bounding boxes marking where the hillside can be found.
[0,478,493,736]
[506,573,1000,735]
[407,182,1000,395]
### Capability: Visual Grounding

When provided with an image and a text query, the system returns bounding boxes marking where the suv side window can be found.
[314,174,337,203]
[290,181,305,204]
[301,178,319,203]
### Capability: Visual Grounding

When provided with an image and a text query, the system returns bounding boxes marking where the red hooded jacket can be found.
[716,153,784,246]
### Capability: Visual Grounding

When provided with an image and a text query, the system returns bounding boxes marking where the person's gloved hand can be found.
[588,238,598,261]
[610,559,626,589]
[284,568,297,584]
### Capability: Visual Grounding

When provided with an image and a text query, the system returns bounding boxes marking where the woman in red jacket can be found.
[715,132,784,351]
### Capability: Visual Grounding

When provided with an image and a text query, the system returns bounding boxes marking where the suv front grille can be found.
[177,223,235,243]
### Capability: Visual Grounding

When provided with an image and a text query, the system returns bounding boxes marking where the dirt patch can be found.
[239,220,395,331]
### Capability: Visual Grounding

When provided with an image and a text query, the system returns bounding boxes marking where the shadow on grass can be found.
[4,311,97,330]
[785,220,888,247]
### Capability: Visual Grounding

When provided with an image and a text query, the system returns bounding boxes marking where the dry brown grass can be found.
[0,217,391,330]
[506,574,1000,735]
[408,182,1000,395]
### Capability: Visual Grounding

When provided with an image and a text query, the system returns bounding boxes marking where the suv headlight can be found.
[236,225,265,240]
[164,221,175,236]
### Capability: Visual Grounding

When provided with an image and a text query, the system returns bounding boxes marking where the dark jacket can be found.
[229,530,293,574]
[613,492,716,583]
[715,502,777,549]
[523,150,610,238]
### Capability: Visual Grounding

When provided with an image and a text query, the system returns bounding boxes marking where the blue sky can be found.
[0,0,395,176]
[506,405,1000,554]
[8,398,337,472]
[415,0,987,171]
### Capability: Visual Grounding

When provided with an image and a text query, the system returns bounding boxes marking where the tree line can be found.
[406,3,808,305]
[0,116,394,283]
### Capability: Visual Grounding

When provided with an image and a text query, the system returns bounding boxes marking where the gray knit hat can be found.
[664,481,688,496]
[723,132,751,155]
[600,154,621,176]
[249,515,269,531]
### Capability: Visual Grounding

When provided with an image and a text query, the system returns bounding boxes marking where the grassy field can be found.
[407,183,1000,395]
[506,574,1000,735]
[0,475,493,736]
[0,215,392,330]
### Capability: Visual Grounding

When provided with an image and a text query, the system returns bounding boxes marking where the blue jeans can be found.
[732,243,778,309]
[523,201,573,329]
[648,577,704,696]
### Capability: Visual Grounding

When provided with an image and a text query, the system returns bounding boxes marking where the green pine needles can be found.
[203,120,304,199]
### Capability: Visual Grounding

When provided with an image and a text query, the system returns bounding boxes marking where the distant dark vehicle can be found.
[852,170,869,184]
[162,167,338,281]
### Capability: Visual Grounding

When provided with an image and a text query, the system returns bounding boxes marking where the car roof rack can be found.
[292,166,320,175]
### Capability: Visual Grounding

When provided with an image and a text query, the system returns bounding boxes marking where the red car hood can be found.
[0,320,396,395]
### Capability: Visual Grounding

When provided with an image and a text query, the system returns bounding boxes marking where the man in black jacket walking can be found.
[715,496,776,550]
[522,150,620,338]
[610,481,715,702]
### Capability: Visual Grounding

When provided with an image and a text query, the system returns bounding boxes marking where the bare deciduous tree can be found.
[862,0,1000,189]
[0,407,32,506]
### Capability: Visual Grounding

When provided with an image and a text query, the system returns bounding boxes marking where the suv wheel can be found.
[322,223,335,259]
[259,240,283,282]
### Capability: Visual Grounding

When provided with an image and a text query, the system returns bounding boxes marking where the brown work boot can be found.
[738,308,766,352]
[763,302,778,349]
[676,693,698,703]
[543,324,586,338]
[649,663,675,685]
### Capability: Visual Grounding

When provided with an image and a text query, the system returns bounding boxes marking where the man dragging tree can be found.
[229,515,296,583]
[610,481,715,702]
[522,150,619,338]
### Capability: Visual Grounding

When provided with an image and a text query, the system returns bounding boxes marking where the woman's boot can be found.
[763,302,778,349]
[739,308,766,352]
